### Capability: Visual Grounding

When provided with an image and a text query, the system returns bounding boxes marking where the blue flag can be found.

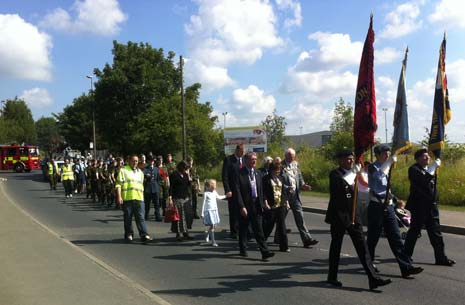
[428,34,451,159]
[391,47,411,154]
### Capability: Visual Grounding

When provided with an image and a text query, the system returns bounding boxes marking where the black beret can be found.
[374,144,390,154]
[414,148,428,159]
[336,149,354,159]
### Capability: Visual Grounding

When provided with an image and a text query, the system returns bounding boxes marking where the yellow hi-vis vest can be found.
[116,165,144,201]
[48,163,58,175]
[62,164,74,181]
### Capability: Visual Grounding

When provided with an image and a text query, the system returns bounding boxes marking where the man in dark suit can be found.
[235,151,274,261]
[222,144,245,239]
[326,150,391,290]
[404,148,455,266]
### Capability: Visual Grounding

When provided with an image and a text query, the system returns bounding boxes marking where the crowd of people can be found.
[44,143,455,291]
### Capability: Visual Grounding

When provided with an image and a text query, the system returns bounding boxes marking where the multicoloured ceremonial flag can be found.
[354,14,377,163]
[428,34,451,159]
[391,47,412,155]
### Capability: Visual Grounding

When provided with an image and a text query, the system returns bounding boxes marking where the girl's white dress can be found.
[201,190,226,226]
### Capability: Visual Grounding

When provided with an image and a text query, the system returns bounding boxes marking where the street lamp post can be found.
[86,75,97,159]
[382,107,388,144]
[222,112,228,129]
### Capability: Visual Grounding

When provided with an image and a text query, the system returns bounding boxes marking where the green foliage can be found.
[35,117,63,157]
[330,97,353,132]
[261,109,288,146]
[296,145,335,193]
[390,154,465,206]
[0,98,37,144]
[56,94,94,152]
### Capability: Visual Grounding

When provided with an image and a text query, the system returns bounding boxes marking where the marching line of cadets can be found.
[45,144,455,291]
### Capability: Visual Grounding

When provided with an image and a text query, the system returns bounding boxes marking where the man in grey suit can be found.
[281,148,318,248]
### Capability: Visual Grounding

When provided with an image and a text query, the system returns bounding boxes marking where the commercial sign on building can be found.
[224,126,267,155]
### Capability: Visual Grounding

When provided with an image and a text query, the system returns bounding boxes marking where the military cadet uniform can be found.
[189,163,201,219]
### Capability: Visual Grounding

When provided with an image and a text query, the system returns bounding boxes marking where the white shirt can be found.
[201,190,226,216]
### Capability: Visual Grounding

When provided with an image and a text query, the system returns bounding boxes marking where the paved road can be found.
[2,171,465,305]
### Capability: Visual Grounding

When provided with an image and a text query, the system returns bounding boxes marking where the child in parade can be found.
[201,179,226,247]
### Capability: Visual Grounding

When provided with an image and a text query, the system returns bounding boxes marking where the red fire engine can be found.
[0,145,41,172]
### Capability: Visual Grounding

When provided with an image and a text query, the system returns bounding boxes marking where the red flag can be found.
[354,14,377,163]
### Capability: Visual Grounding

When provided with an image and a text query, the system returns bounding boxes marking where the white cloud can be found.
[275,0,302,29]
[428,0,465,28]
[284,102,332,134]
[40,0,127,36]
[185,59,235,92]
[446,59,465,102]
[380,2,423,39]
[376,47,402,65]
[232,85,276,114]
[0,14,52,81]
[184,0,283,90]
[19,88,53,108]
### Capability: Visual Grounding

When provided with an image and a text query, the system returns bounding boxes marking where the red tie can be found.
[239,158,243,169]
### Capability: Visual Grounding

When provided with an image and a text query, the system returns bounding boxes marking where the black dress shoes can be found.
[303,239,319,248]
[327,279,342,287]
[402,266,424,278]
[369,278,392,290]
[262,252,275,261]
[435,258,456,266]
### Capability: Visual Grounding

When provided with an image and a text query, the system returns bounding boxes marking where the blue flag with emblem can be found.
[391,47,412,155]
[428,34,451,159]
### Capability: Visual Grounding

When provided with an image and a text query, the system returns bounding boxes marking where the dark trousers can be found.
[63,180,74,196]
[367,201,412,272]
[238,203,269,255]
[144,192,161,220]
[404,206,447,262]
[264,206,288,251]
[227,197,238,237]
[328,223,378,281]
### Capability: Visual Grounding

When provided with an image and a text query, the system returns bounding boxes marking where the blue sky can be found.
[1,0,465,143]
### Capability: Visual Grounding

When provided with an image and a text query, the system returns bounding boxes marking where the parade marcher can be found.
[187,156,201,219]
[143,156,162,221]
[259,156,273,176]
[89,159,99,203]
[366,144,423,278]
[169,160,193,241]
[222,144,245,239]
[138,154,146,170]
[115,155,152,242]
[325,150,392,290]
[201,179,226,247]
[74,157,87,194]
[157,156,170,216]
[281,148,319,248]
[85,159,93,199]
[61,158,75,198]
[263,161,290,252]
[47,158,59,190]
[100,162,112,206]
[234,152,274,261]
[404,148,455,266]
[165,153,176,176]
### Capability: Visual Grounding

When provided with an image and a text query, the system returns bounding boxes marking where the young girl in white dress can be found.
[201,179,226,246]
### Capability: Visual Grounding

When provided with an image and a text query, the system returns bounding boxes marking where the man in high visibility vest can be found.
[116,154,152,242]
[48,158,59,190]
[61,158,75,198]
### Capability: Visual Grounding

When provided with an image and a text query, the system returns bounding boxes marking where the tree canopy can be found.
[56,41,223,165]
[0,98,36,145]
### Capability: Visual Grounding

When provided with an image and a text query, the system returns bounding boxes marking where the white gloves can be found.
[427,159,441,175]
[353,163,362,174]
[343,171,356,186]
[380,154,397,175]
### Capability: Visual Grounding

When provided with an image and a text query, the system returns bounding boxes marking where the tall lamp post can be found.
[382,107,388,144]
[86,75,97,159]
[222,112,228,129]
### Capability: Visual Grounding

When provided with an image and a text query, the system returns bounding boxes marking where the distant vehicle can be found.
[0,145,41,172]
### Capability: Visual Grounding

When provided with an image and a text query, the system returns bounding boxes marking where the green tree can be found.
[93,41,181,154]
[321,98,354,159]
[0,98,37,144]
[56,94,95,153]
[261,109,287,148]
[35,117,63,157]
